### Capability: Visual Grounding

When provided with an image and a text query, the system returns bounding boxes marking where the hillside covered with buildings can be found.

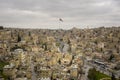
[0,26,120,80]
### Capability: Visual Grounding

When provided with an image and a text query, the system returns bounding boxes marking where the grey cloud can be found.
[0,0,120,29]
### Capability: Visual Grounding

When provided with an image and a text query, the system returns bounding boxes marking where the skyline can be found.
[0,0,120,29]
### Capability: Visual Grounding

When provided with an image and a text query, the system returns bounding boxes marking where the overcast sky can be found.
[0,0,120,29]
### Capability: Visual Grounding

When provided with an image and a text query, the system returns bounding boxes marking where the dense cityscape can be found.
[0,26,120,80]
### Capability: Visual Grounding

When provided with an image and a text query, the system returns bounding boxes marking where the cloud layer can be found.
[0,0,120,29]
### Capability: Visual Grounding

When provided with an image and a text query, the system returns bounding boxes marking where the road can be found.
[30,54,37,80]
[82,59,92,80]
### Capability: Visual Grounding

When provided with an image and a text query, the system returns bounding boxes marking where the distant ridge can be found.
[1,25,120,30]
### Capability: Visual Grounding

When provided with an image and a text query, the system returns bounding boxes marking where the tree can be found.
[17,34,21,42]
[88,68,97,80]
[0,26,3,29]
[28,31,31,36]
[109,54,114,61]
[111,73,116,80]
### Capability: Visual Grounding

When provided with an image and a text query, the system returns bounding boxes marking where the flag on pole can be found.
[59,18,63,22]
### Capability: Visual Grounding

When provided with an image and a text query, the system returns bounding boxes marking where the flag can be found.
[59,18,63,22]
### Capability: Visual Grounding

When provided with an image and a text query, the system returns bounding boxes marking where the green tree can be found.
[17,34,21,42]
[111,73,116,80]
[88,68,97,80]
